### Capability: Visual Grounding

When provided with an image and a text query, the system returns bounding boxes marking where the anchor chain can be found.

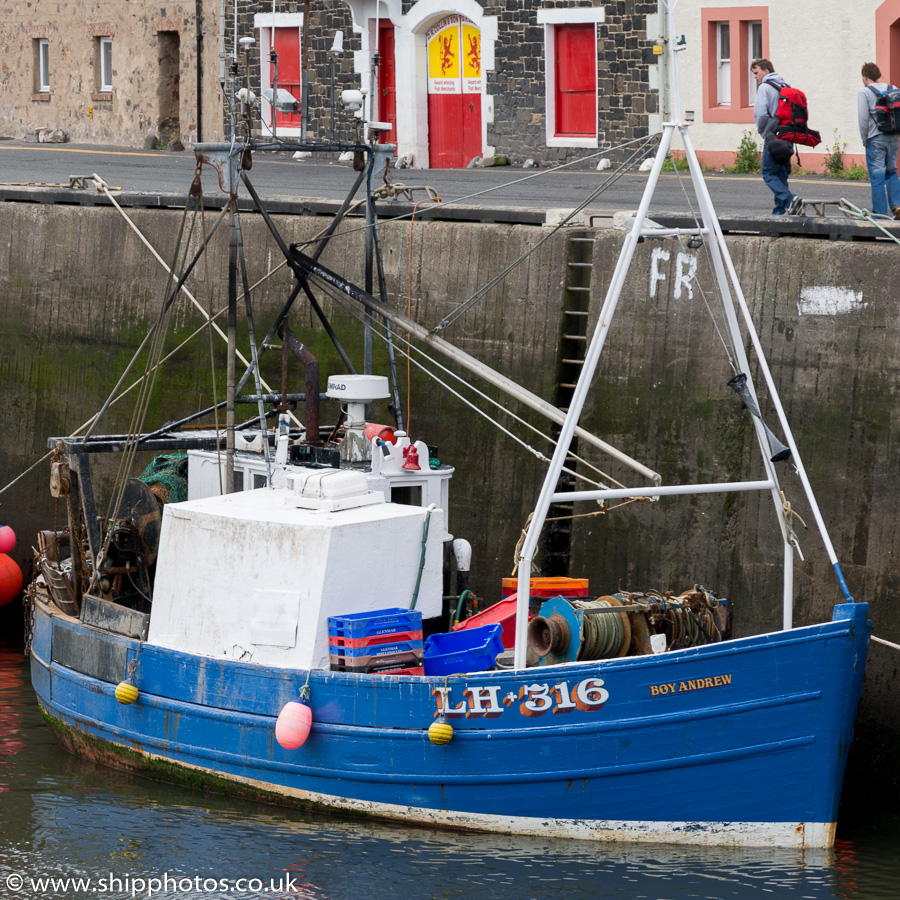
[22,582,36,658]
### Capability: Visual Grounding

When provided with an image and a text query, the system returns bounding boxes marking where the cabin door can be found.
[426,16,482,168]
[377,21,397,148]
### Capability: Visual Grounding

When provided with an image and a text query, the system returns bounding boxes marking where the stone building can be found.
[220,0,661,167]
[0,1,224,147]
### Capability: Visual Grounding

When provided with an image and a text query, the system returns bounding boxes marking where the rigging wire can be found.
[104,198,199,541]
[307,270,629,493]
[432,134,661,333]
[667,153,739,371]
[290,132,663,254]
[405,198,438,431]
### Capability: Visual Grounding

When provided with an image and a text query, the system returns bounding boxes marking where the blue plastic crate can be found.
[328,608,423,641]
[424,623,504,676]
[328,638,424,659]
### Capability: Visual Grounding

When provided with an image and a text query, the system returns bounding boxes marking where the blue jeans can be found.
[761,146,793,214]
[865,134,900,216]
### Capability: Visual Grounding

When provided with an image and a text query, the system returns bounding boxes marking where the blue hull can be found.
[29,599,870,846]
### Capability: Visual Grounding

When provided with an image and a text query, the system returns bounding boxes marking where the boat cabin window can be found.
[391,485,423,507]
[233,470,244,492]
[253,473,267,489]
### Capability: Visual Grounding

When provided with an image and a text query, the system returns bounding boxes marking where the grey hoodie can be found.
[858,82,896,143]
[754,72,787,134]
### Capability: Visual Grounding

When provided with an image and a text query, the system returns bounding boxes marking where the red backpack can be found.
[775,85,822,147]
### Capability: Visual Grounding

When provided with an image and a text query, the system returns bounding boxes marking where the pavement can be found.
[0,138,876,229]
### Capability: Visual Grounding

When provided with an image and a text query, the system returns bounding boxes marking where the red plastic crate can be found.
[452,595,525,649]
[376,665,425,676]
[328,628,423,649]
[329,649,424,673]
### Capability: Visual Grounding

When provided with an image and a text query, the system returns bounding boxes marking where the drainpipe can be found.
[195,0,203,141]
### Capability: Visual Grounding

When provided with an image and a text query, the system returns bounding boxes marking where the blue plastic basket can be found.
[424,623,504,676]
[328,608,423,640]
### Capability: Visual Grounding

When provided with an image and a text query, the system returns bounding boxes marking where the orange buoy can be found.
[275,700,312,749]
[0,554,23,606]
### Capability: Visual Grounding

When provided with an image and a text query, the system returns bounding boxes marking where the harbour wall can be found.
[1,201,899,799]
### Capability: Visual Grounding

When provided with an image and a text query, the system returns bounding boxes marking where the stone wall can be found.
[1,201,899,798]
[0,0,223,146]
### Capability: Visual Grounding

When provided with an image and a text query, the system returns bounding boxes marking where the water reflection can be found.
[1,647,898,900]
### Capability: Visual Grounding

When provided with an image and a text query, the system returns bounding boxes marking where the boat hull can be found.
[29,598,870,847]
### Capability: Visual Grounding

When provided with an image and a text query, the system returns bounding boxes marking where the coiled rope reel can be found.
[528,595,631,664]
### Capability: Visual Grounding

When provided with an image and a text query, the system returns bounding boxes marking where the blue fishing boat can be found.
[26,2,869,847]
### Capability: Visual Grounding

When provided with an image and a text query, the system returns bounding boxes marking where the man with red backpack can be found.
[752,58,804,216]
[858,62,900,219]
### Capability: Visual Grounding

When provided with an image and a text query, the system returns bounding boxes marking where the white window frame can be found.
[747,21,762,105]
[99,36,113,91]
[38,39,50,92]
[716,22,731,107]
[538,8,605,149]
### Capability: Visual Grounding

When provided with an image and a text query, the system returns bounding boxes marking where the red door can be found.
[377,21,397,147]
[426,16,482,168]
[555,24,596,137]
[271,27,302,128]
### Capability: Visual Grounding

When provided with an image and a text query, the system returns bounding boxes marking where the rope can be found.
[780,491,807,560]
[573,599,626,659]
[409,505,435,611]
[838,199,900,244]
[872,635,900,651]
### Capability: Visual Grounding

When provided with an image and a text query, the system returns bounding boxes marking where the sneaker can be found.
[893,207,900,220]
[787,196,804,216]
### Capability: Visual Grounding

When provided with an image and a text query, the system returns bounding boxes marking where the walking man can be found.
[858,62,900,219]
[752,59,803,216]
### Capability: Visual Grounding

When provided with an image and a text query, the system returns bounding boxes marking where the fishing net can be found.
[139,453,189,505]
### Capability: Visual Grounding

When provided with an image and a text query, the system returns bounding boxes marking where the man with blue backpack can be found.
[858,62,900,219]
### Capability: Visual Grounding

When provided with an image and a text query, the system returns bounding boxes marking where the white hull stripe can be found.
[142,748,833,848]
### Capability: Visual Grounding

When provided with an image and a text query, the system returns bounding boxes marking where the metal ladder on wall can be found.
[543,230,597,577]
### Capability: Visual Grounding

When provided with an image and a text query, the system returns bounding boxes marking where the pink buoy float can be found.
[275,700,312,749]
[0,525,15,554]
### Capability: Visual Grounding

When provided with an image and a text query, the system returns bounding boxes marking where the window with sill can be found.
[95,36,112,92]
[702,8,768,123]
[34,39,50,94]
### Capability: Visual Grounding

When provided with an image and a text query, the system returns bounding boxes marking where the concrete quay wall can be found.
[1,201,898,797]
